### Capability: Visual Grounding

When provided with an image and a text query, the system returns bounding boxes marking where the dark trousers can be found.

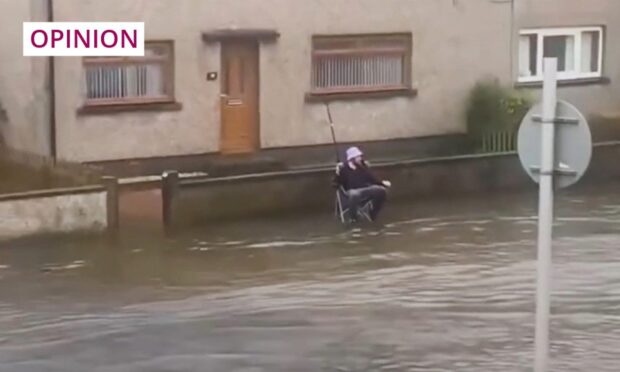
[348,185,387,220]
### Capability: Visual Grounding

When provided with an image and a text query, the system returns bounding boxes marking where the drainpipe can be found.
[47,0,57,162]
[510,0,516,81]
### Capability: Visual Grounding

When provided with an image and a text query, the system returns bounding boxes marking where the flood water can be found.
[1,185,620,371]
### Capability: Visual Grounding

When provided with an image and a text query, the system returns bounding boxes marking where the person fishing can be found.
[333,146,391,221]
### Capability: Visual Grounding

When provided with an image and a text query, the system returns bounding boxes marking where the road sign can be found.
[518,100,592,189]
[517,58,593,372]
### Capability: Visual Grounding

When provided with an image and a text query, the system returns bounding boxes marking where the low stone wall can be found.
[172,169,334,226]
[166,142,620,227]
[0,180,119,242]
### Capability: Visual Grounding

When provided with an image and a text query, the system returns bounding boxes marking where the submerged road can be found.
[1,184,620,371]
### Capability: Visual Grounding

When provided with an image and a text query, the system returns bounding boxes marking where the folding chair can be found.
[334,186,374,224]
[332,162,373,224]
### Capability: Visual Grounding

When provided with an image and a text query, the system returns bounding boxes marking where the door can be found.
[220,41,259,154]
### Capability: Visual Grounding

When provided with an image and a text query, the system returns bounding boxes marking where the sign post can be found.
[517,58,593,372]
[535,57,557,372]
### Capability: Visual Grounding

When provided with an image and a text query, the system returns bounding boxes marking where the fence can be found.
[480,131,517,153]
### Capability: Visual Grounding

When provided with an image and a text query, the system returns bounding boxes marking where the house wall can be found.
[0,0,52,156]
[52,0,512,162]
[514,0,620,117]
[6,0,615,164]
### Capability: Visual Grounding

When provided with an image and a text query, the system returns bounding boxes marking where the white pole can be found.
[535,58,558,372]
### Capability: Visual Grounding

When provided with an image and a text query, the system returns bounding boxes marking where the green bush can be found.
[466,78,532,137]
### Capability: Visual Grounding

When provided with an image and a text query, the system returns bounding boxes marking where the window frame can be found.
[518,26,604,83]
[310,33,413,96]
[82,40,175,107]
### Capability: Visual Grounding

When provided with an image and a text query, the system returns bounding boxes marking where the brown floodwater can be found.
[1,185,620,371]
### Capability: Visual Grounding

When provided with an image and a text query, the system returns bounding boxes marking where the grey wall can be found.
[171,143,620,226]
[0,191,107,241]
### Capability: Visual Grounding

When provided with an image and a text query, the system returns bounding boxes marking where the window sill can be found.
[77,101,183,115]
[515,77,610,89]
[305,88,417,102]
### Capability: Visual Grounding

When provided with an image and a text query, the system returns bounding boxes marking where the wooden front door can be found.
[220,41,259,154]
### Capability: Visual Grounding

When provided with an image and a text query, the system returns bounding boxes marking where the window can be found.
[518,27,603,83]
[83,41,174,106]
[311,34,412,95]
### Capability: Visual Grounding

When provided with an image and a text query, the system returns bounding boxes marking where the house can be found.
[0,0,618,175]
[514,0,620,115]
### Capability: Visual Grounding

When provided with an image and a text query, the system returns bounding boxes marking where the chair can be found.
[333,163,374,223]
[334,186,374,224]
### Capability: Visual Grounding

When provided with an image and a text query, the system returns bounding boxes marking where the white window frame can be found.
[518,26,603,83]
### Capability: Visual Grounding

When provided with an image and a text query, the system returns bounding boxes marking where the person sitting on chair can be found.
[334,146,391,221]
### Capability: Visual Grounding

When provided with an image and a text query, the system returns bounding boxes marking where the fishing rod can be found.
[324,102,341,163]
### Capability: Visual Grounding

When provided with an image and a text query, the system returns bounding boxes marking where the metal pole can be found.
[535,58,558,372]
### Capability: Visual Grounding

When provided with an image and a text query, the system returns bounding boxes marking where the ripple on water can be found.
[2,189,620,372]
